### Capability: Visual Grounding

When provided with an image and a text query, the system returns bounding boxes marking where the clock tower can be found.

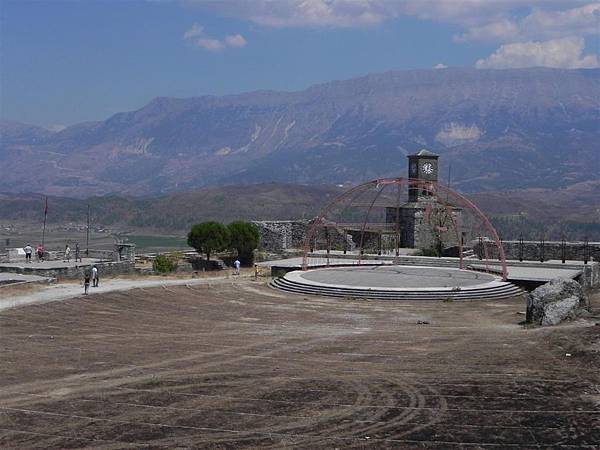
[408,149,439,202]
[386,149,459,249]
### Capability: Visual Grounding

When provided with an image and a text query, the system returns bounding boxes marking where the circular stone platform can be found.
[271,265,523,301]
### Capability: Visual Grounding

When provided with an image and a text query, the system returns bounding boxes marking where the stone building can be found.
[386,150,462,250]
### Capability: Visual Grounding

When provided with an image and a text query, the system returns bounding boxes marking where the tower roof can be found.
[411,149,438,157]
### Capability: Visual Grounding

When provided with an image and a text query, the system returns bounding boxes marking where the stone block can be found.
[526,278,587,326]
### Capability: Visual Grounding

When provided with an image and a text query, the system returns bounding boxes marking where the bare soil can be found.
[1,282,598,449]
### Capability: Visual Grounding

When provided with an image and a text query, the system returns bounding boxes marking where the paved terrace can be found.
[0,258,102,271]
[259,255,593,285]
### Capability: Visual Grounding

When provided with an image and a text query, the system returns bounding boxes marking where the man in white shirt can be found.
[24,244,33,263]
[91,266,99,287]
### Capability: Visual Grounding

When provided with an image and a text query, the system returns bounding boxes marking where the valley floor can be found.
[0,280,599,449]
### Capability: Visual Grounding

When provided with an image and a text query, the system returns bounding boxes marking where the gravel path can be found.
[0,275,236,311]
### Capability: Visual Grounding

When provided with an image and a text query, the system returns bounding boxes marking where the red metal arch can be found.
[302,177,508,281]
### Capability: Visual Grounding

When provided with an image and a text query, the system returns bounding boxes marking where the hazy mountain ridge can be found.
[1,182,598,239]
[1,67,599,197]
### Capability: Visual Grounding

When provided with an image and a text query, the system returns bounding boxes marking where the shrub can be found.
[416,247,440,257]
[153,254,178,273]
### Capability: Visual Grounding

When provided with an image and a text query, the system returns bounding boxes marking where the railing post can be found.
[519,235,523,262]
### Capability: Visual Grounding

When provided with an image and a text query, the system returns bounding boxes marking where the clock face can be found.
[422,162,434,175]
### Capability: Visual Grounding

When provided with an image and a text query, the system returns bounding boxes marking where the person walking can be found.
[75,242,81,262]
[83,271,91,295]
[64,244,71,262]
[233,259,241,276]
[24,243,33,263]
[91,265,99,287]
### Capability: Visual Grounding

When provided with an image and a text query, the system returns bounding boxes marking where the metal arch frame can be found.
[302,177,508,281]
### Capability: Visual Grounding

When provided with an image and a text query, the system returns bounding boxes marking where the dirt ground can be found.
[1,281,599,449]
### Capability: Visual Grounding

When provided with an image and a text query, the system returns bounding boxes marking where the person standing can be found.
[36,244,44,262]
[24,243,33,263]
[233,259,241,276]
[91,265,99,287]
[83,271,91,295]
[65,244,71,262]
[75,242,81,262]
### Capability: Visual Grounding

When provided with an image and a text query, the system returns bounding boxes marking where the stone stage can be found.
[271,265,524,301]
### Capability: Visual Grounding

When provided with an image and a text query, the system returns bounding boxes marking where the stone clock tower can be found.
[386,149,459,250]
[408,149,439,202]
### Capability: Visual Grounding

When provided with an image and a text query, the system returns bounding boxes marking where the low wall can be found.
[0,260,135,281]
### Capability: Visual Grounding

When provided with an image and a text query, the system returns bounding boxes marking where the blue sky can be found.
[1,0,599,127]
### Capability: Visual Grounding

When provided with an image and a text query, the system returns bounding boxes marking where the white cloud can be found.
[475,36,600,69]
[183,23,247,52]
[185,1,600,66]
[187,0,397,28]
[183,23,204,39]
[433,63,448,69]
[225,34,247,48]
[184,0,600,41]
[454,19,520,43]
[456,3,600,43]
[195,38,226,52]
[518,3,600,41]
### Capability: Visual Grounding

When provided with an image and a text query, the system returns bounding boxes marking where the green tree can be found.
[228,221,260,265]
[187,221,230,261]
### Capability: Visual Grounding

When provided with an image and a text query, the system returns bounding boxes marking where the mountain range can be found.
[1,67,599,198]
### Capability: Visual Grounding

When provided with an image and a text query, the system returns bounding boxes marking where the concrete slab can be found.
[0,273,54,285]
[289,265,500,292]
[469,264,582,282]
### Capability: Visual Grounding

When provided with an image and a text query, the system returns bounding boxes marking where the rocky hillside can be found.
[1,68,599,197]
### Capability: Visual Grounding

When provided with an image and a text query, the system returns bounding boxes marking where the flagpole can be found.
[42,196,48,247]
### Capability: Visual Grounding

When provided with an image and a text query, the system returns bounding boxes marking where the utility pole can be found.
[41,196,48,247]
[446,162,452,202]
[86,204,90,257]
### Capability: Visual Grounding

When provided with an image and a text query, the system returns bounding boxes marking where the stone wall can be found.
[254,220,353,253]
[253,221,310,252]
[0,260,136,281]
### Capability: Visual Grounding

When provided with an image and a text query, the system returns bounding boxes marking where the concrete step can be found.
[273,278,521,298]
[271,284,523,301]
[270,277,524,301]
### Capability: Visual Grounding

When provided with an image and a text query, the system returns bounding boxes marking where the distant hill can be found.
[1,182,598,240]
[1,67,599,198]
[0,184,342,232]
